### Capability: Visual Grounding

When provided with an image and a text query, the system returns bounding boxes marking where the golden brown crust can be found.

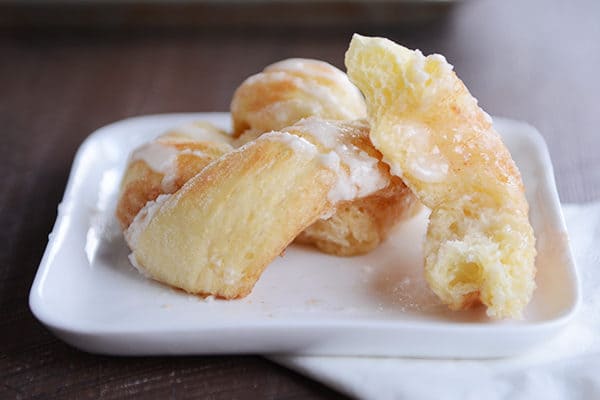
[120,117,420,261]
[128,133,336,298]
[230,58,367,138]
[115,121,233,229]
[116,161,165,229]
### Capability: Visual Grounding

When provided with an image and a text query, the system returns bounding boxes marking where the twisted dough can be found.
[125,131,338,298]
[345,34,536,318]
[231,58,367,140]
[119,117,419,257]
[231,58,420,255]
[116,121,233,229]
[285,118,420,256]
[124,117,402,298]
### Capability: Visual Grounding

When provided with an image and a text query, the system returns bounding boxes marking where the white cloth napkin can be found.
[272,203,600,400]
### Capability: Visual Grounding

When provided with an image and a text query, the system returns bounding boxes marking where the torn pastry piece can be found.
[116,121,233,229]
[126,132,337,298]
[345,34,536,318]
[285,118,421,256]
[230,58,367,141]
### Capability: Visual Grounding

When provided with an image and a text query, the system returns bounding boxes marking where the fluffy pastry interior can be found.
[230,58,367,138]
[345,34,536,318]
[296,178,420,256]
[126,132,336,299]
[116,121,233,229]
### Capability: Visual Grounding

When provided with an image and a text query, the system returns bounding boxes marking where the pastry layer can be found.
[116,121,232,229]
[231,58,367,139]
[127,132,336,298]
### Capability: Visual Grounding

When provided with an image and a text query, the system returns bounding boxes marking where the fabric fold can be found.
[271,203,600,400]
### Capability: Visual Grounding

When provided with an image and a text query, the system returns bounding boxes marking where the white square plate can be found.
[29,113,579,358]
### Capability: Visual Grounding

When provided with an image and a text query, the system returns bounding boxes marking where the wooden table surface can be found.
[1,0,599,398]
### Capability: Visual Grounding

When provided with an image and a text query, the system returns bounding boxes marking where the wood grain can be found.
[1,0,599,398]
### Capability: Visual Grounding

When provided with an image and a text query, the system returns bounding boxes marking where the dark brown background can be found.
[1,0,599,398]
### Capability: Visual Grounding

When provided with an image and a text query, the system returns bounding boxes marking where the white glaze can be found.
[293,75,359,120]
[131,141,212,192]
[243,65,364,122]
[292,118,389,203]
[266,58,360,98]
[298,118,343,149]
[160,148,212,192]
[250,98,322,131]
[408,155,449,183]
[131,142,179,175]
[394,123,449,183]
[178,148,209,158]
[125,193,172,249]
[130,142,180,191]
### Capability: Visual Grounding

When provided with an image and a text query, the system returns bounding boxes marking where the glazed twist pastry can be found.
[231,58,420,255]
[231,58,367,140]
[125,131,336,298]
[288,118,420,256]
[116,121,233,229]
[123,118,397,298]
[346,34,536,318]
[119,117,419,257]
